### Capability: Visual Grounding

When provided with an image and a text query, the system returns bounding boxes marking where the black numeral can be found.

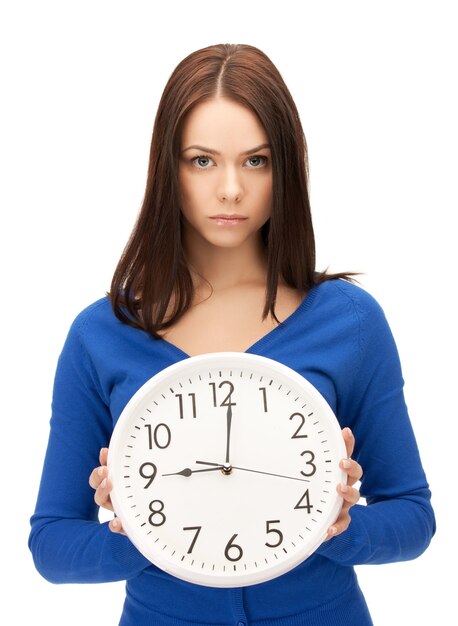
[183,526,202,554]
[176,393,197,419]
[145,423,171,449]
[259,387,268,412]
[209,381,236,408]
[224,533,243,562]
[289,412,308,438]
[300,450,316,477]
[139,462,157,488]
[148,500,166,526]
[265,520,283,547]
[294,488,313,513]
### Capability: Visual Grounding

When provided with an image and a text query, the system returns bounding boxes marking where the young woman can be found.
[29,43,435,626]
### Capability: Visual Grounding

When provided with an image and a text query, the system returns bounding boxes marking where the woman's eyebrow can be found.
[181,143,271,155]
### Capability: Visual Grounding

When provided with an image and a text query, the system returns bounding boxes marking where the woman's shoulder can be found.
[69,295,113,328]
[315,277,386,320]
[64,295,126,347]
[315,279,397,360]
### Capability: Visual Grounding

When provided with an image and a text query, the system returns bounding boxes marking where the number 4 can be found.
[294,489,313,514]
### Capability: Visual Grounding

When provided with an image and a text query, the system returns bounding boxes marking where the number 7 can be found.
[183,526,202,554]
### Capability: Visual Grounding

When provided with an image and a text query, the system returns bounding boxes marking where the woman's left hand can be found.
[324,427,363,541]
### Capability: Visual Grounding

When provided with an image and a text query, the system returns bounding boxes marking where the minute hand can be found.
[225,404,232,464]
[195,460,310,483]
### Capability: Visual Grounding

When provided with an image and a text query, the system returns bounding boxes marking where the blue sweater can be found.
[29,279,435,626]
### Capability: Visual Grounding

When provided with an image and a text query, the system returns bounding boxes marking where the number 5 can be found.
[265,520,283,548]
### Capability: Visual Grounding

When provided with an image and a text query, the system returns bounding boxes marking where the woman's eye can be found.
[192,156,213,169]
[247,155,267,168]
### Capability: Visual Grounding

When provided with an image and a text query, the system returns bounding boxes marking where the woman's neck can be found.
[184,236,269,293]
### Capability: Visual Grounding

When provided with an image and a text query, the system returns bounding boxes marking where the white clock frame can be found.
[108,352,346,587]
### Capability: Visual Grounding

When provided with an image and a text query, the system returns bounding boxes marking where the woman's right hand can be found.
[89,447,126,535]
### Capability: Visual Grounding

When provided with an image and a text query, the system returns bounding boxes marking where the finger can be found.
[99,447,109,467]
[337,483,361,506]
[94,476,114,511]
[109,516,126,536]
[89,464,107,490]
[342,427,355,459]
[323,482,360,542]
[326,510,352,539]
[325,500,354,539]
[339,457,363,486]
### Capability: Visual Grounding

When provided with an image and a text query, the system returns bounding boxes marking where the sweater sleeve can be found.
[315,287,436,566]
[28,308,152,583]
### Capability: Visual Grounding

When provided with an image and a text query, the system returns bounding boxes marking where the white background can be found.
[1,1,456,624]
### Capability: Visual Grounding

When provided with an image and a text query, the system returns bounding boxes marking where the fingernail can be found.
[329,526,337,535]
[97,467,104,476]
[342,459,351,469]
[345,427,353,437]
[112,518,119,528]
[341,484,348,493]
[101,478,107,489]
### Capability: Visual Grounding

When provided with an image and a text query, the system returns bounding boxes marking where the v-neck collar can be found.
[156,283,319,359]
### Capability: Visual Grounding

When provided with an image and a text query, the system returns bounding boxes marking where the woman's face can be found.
[178,97,272,251]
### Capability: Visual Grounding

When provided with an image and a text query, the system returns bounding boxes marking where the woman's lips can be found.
[210,215,247,226]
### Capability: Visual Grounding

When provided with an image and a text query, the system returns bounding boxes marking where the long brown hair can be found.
[109,43,357,338]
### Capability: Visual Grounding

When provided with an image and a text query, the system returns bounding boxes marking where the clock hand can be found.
[225,403,233,465]
[195,460,310,483]
[162,465,224,477]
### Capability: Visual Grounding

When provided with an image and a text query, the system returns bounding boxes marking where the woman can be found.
[29,43,435,625]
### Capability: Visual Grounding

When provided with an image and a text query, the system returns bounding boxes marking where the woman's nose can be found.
[217,166,243,203]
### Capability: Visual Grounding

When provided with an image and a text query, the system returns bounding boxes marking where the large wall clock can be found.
[108,352,346,587]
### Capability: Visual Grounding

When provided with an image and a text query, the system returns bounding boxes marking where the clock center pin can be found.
[221,463,233,475]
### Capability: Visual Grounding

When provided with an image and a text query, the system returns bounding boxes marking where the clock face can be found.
[108,352,346,587]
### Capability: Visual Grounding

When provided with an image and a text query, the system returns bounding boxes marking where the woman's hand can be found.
[324,427,363,541]
[89,447,126,535]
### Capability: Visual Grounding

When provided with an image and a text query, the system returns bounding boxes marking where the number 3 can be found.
[300,450,316,477]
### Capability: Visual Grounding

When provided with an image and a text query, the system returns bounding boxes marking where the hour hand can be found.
[162,465,223,478]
